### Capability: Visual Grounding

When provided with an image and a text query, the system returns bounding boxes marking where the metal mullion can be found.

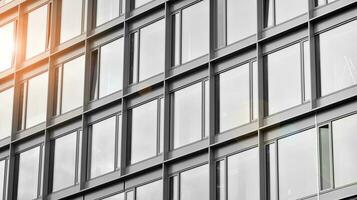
[300,42,306,104]
[2,159,8,200]
[249,62,254,122]
[81,0,86,33]
[308,0,318,109]
[275,140,279,200]
[272,0,276,26]
[114,115,120,170]
[45,2,52,51]
[96,48,102,100]
[328,121,335,189]
[224,0,228,46]
[74,130,80,184]
[22,81,28,130]
[179,10,182,66]
[137,30,141,82]
[58,66,64,115]
[156,99,161,155]
[37,145,43,198]
[201,81,205,140]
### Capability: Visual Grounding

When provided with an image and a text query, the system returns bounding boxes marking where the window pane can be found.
[96,0,120,26]
[99,38,124,98]
[278,129,318,200]
[319,125,332,190]
[0,87,13,139]
[0,21,15,72]
[130,100,157,164]
[267,44,302,115]
[181,165,209,200]
[136,180,162,200]
[227,0,256,44]
[52,132,77,192]
[204,80,209,137]
[170,176,178,200]
[267,143,277,200]
[60,0,82,43]
[26,72,48,128]
[173,83,202,148]
[227,148,259,200]
[17,147,41,200]
[319,20,357,96]
[275,0,307,25]
[181,0,209,63]
[264,0,274,27]
[61,55,85,113]
[138,19,165,81]
[332,114,357,187]
[252,61,258,120]
[26,5,48,59]
[135,0,152,8]
[216,160,225,200]
[159,98,164,153]
[219,64,250,132]
[303,41,311,101]
[0,160,6,199]
[90,116,116,178]
[103,193,124,200]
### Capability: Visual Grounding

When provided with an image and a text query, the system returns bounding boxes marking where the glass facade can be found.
[0,0,357,199]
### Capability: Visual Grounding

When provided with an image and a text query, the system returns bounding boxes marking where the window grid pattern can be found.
[0,0,356,199]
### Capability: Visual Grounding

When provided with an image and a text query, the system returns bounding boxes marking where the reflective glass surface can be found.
[60,0,83,43]
[173,83,202,148]
[130,100,157,164]
[103,193,124,200]
[52,132,77,192]
[275,0,307,25]
[0,21,15,72]
[90,116,116,178]
[267,44,302,115]
[139,19,165,81]
[0,87,13,139]
[219,64,250,132]
[96,0,120,26]
[319,20,357,96]
[61,55,85,113]
[278,129,318,200]
[17,147,40,200]
[136,180,162,200]
[0,160,6,199]
[181,165,209,200]
[26,72,48,128]
[26,5,48,59]
[135,0,151,8]
[181,0,209,63]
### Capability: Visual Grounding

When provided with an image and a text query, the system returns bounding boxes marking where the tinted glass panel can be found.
[26,5,48,59]
[135,0,151,8]
[0,21,15,71]
[130,100,157,164]
[173,83,202,148]
[52,132,77,192]
[278,129,318,200]
[103,193,124,200]
[96,0,120,26]
[216,160,225,200]
[99,38,124,98]
[319,125,332,190]
[26,72,48,128]
[17,147,40,200]
[227,148,259,200]
[303,41,311,101]
[332,114,357,187]
[136,180,162,200]
[219,64,250,132]
[0,160,6,199]
[61,55,85,113]
[181,0,209,63]
[0,87,13,139]
[319,20,357,96]
[138,19,165,81]
[227,0,256,44]
[275,0,307,25]
[264,0,274,27]
[252,61,258,120]
[181,165,209,200]
[267,44,301,115]
[90,116,116,178]
[60,0,82,43]
[267,143,277,200]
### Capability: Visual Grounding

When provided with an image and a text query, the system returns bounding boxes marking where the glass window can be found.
[332,114,357,187]
[90,116,117,178]
[216,160,225,200]
[26,5,48,59]
[173,83,202,148]
[0,87,13,139]
[266,44,302,115]
[92,38,124,99]
[266,143,277,200]
[60,0,83,43]
[319,125,332,190]
[318,20,357,96]
[180,165,209,200]
[16,146,42,200]
[219,64,250,132]
[303,41,311,101]
[131,19,165,83]
[0,21,15,72]
[103,193,124,200]
[173,0,209,66]
[25,72,48,129]
[96,0,123,27]
[277,129,318,200]
[130,100,158,164]
[226,0,256,44]
[56,55,85,115]
[52,132,77,192]
[264,0,307,27]
[0,159,7,199]
[136,180,162,200]
[227,148,259,200]
[135,0,152,8]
